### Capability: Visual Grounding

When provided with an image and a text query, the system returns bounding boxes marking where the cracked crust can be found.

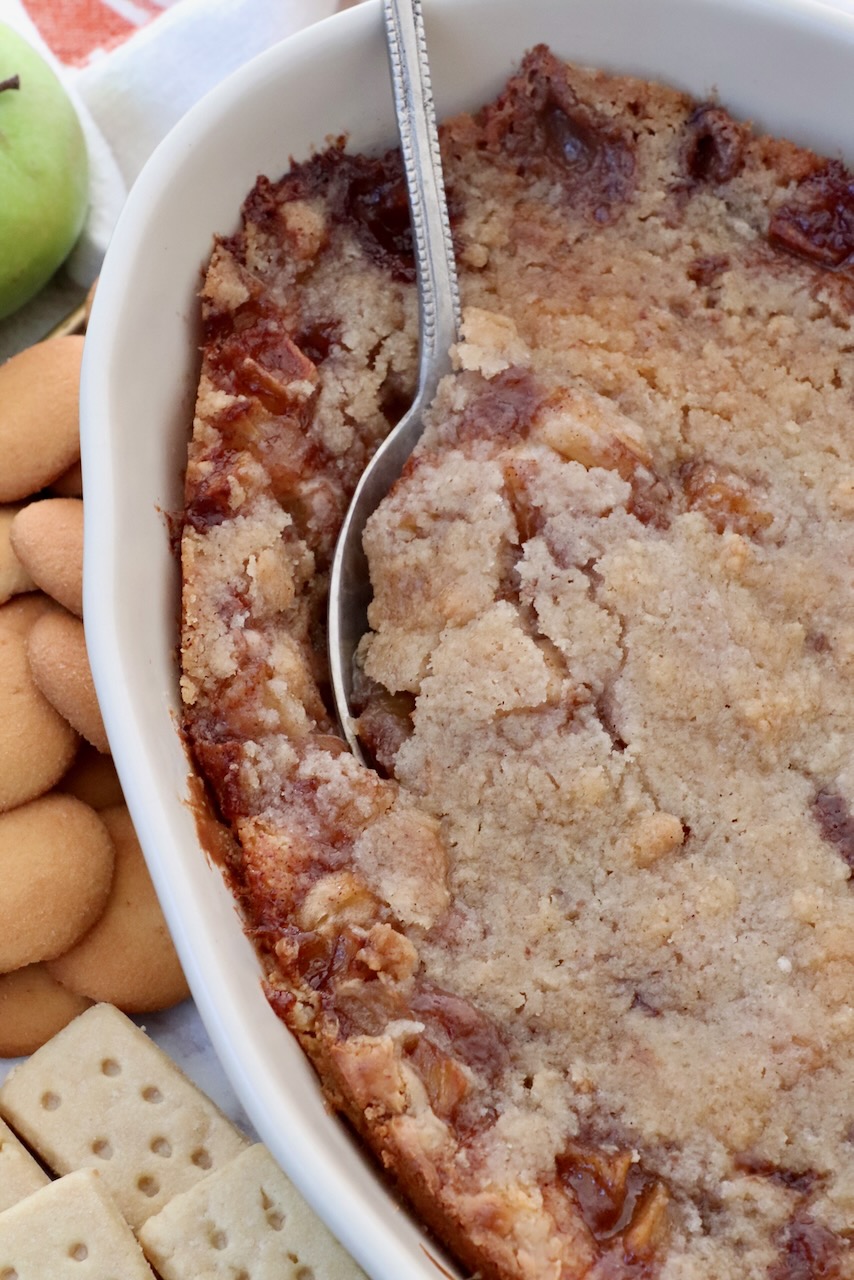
[181,47,854,1280]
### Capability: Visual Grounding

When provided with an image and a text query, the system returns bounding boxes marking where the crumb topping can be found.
[181,46,854,1280]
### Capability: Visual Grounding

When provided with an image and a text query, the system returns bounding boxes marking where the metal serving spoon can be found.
[327,0,461,762]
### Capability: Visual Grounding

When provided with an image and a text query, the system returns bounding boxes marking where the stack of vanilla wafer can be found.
[0,328,188,1055]
[0,322,365,1279]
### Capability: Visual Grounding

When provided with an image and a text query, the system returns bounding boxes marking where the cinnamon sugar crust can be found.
[181,47,854,1280]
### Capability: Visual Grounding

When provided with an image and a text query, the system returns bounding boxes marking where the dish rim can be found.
[80,1,854,1276]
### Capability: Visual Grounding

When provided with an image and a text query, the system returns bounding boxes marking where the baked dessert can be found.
[180,46,854,1280]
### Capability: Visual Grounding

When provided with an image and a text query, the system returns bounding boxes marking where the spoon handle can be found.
[327,0,460,760]
[384,0,461,404]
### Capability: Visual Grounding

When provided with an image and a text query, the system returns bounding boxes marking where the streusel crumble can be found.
[181,46,854,1280]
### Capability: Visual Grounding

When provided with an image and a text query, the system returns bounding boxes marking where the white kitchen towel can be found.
[72,0,339,192]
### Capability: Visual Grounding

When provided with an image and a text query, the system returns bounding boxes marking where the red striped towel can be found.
[20,0,172,67]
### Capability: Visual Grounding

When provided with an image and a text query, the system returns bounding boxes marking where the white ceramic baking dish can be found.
[80,0,854,1275]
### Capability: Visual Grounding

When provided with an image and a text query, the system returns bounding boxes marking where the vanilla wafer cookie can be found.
[0,505,34,605]
[46,806,189,1013]
[57,743,124,810]
[0,795,114,972]
[0,609,79,811]
[0,590,61,637]
[49,461,84,499]
[0,963,92,1057]
[26,609,109,753]
[0,1168,154,1278]
[0,1004,249,1230]
[139,1143,367,1280]
[10,498,84,618]
[0,337,83,504]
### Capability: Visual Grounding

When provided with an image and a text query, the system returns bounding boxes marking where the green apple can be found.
[0,24,89,320]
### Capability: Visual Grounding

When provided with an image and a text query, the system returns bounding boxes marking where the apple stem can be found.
[0,74,21,93]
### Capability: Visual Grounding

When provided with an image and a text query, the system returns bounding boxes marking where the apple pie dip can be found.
[180,46,854,1280]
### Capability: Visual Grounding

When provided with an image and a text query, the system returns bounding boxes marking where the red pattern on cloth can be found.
[21,0,164,68]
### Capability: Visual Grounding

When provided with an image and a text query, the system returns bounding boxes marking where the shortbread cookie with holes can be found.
[0,1004,248,1230]
[139,1143,366,1280]
[181,45,854,1280]
[0,1116,48,1213]
[0,1168,154,1279]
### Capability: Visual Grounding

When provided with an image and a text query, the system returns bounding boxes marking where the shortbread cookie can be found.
[0,794,114,971]
[47,806,189,1013]
[0,1168,154,1279]
[0,504,35,604]
[0,1004,249,1230]
[0,609,79,811]
[10,497,84,617]
[0,963,92,1057]
[58,743,124,810]
[0,1117,48,1213]
[0,337,83,503]
[139,1143,367,1280]
[26,608,109,753]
